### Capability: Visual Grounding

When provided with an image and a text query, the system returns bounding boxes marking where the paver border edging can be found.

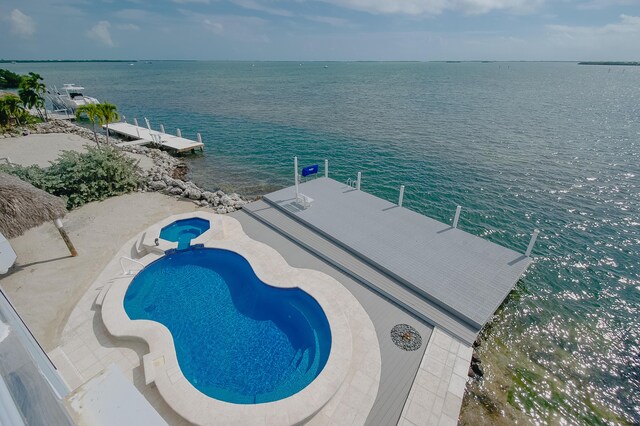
[101,212,353,425]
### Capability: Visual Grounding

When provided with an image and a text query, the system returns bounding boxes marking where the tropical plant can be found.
[18,72,47,121]
[0,69,23,89]
[96,102,119,144]
[75,103,100,147]
[0,146,141,209]
[0,93,26,127]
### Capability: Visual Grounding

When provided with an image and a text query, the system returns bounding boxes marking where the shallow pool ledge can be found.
[102,212,359,425]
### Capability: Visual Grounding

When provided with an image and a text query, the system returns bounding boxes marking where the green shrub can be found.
[0,69,23,89]
[0,146,141,209]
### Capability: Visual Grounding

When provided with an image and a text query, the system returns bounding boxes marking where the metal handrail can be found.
[346,178,356,188]
[119,256,145,275]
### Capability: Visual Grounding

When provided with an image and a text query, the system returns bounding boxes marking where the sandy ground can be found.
[0,133,154,171]
[0,192,199,351]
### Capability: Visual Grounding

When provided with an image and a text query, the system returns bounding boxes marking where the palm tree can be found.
[75,104,100,147]
[0,94,26,128]
[18,72,47,121]
[96,102,119,145]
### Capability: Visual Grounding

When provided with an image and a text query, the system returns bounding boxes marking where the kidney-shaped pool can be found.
[124,247,332,404]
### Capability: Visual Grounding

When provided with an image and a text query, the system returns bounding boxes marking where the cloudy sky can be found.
[1,0,639,61]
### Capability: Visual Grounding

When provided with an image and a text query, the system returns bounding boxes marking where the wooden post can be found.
[54,218,77,257]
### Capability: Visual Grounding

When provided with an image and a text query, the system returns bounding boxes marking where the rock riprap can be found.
[7,119,252,213]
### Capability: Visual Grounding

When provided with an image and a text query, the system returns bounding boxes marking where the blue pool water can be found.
[123,247,332,404]
[159,218,210,250]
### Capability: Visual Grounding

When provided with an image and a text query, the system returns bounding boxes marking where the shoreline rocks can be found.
[6,119,252,213]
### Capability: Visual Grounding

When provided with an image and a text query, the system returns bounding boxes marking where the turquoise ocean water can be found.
[6,61,639,424]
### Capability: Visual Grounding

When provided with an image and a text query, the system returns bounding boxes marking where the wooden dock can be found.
[248,177,533,343]
[105,122,204,153]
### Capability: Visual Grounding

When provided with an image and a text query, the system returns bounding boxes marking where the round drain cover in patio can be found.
[391,324,422,351]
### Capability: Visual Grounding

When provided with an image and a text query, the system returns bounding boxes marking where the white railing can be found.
[119,256,145,275]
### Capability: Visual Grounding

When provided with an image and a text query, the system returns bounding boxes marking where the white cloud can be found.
[88,21,115,47]
[230,0,294,17]
[8,9,36,37]
[113,8,151,21]
[203,19,224,33]
[115,23,141,31]
[180,9,269,42]
[577,0,637,10]
[545,14,640,59]
[547,14,640,37]
[303,15,353,27]
[318,0,543,15]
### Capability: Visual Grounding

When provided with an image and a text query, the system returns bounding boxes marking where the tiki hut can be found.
[0,172,77,256]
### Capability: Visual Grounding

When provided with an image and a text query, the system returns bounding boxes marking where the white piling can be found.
[324,159,329,178]
[176,128,182,138]
[197,133,202,144]
[398,185,405,207]
[123,115,127,123]
[160,124,165,133]
[133,118,140,138]
[356,172,361,191]
[525,229,540,257]
[452,205,462,228]
[144,117,151,130]
[294,156,299,197]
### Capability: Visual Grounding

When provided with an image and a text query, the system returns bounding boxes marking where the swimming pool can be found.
[123,247,332,404]
[159,218,210,250]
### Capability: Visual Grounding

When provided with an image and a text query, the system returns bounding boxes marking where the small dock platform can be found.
[105,122,204,153]
[250,176,532,342]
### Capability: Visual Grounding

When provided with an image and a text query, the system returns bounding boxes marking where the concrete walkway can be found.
[0,133,154,171]
[0,192,199,351]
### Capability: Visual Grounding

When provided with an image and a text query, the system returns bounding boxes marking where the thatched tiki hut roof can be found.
[0,172,77,256]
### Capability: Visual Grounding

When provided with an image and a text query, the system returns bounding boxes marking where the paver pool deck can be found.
[9,175,533,424]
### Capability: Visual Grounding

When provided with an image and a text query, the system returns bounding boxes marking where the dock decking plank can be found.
[105,122,204,153]
[243,200,478,344]
[264,178,531,330]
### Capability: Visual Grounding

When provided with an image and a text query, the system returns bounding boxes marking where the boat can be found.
[49,84,99,113]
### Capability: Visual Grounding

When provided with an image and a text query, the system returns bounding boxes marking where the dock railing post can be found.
[356,172,361,191]
[294,156,299,197]
[398,185,405,207]
[197,133,202,144]
[324,159,328,178]
[133,118,140,138]
[160,124,165,133]
[452,205,462,228]
[123,115,127,123]
[176,128,182,138]
[525,229,540,257]
[144,117,151,130]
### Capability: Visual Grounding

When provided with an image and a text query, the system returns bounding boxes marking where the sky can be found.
[1,0,639,61]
